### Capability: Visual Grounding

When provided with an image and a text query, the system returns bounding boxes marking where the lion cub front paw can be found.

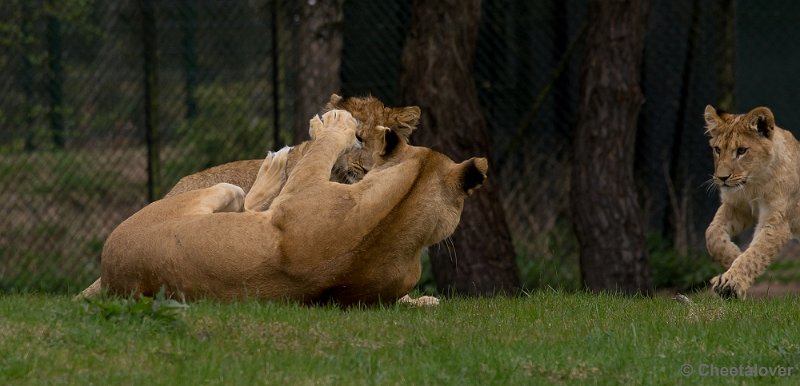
[710,271,749,299]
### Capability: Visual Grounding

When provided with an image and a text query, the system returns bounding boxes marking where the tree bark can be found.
[291,0,343,143]
[401,0,520,296]
[571,0,652,294]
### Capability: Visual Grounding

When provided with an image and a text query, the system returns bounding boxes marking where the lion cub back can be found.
[165,159,264,198]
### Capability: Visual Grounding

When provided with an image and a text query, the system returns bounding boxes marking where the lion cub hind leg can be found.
[181,182,245,215]
[244,146,291,212]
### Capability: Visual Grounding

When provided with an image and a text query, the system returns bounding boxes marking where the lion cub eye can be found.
[713,146,721,156]
[736,147,748,156]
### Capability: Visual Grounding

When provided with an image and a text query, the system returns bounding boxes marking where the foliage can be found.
[174,82,273,170]
[81,287,188,326]
[648,235,720,292]
[415,252,438,295]
[761,259,800,284]
[516,221,581,292]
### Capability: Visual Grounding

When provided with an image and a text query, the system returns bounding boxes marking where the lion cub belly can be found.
[324,259,422,305]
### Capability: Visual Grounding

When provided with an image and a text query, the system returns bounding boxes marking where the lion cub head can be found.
[369,125,488,245]
[704,105,777,191]
[322,94,421,183]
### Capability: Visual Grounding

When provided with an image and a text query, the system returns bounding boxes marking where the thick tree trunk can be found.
[292,0,343,142]
[401,0,520,296]
[571,0,652,294]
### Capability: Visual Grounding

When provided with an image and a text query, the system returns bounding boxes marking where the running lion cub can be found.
[704,105,800,298]
[100,110,487,305]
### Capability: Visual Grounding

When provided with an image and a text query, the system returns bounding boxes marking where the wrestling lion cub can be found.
[78,94,420,299]
[704,105,800,298]
[165,93,420,199]
[101,110,487,305]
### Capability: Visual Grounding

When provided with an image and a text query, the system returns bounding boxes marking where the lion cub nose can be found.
[717,174,731,182]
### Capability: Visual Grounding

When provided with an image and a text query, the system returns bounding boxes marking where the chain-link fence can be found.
[2,0,800,293]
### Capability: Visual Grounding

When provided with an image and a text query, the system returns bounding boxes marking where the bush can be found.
[647,235,719,292]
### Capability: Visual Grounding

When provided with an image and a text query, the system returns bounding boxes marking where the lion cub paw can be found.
[710,271,749,299]
[311,109,358,148]
[398,295,440,307]
[321,109,358,130]
[213,183,246,213]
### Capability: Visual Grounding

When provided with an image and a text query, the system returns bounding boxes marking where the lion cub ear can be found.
[308,114,323,139]
[375,125,403,157]
[457,157,488,196]
[747,106,776,138]
[325,93,344,109]
[386,106,421,141]
[704,105,723,136]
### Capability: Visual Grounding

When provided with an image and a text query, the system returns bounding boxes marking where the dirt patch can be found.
[748,282,800,298]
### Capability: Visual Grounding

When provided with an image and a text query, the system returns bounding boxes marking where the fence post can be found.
[140,0,162,201]
[271,0,282,149]
[181,0,197,121]
[46,0,64,150]
[22,0,35,151]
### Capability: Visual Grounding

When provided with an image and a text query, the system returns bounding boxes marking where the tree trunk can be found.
[401,0,520,296]
[666,0,700,257]
[571,0,652,295]
[291,0,343,143]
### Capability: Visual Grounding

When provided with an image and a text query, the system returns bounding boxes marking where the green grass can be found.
[1,292,799,385]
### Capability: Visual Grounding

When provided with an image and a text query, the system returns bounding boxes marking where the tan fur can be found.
[99,110,486,305]
[704,105,800,298]
[77,94,420,299]
[165,93,420,198]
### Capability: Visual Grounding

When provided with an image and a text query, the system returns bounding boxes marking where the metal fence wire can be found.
[1,0,799,292]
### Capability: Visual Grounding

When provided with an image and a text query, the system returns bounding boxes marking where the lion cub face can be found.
[370,127,488,245]
[704,105,776,191]
[324,94,420,183]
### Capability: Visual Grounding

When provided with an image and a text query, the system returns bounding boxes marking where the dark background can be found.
[1,0,799,293]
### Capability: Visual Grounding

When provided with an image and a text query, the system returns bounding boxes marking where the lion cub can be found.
[99,110,487,305]
[77,94,420,299]
[704,105,800,298]
[165,94,421,200]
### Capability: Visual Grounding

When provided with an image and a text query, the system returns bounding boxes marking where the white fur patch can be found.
[267,146,292,158]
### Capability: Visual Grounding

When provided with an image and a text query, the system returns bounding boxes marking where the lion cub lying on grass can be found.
[78,94,421,299]
[100,110,487,305]
[704,105,800,298]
